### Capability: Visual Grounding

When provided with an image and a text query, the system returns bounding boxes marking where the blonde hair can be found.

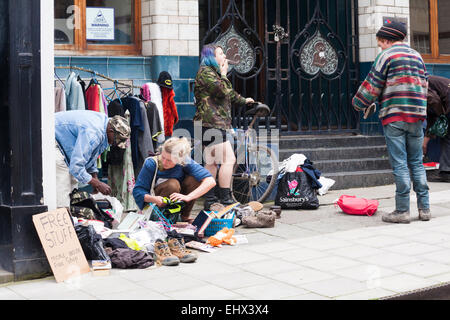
[159,137,192,165]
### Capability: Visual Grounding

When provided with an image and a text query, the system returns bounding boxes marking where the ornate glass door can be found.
[199,0,360,134]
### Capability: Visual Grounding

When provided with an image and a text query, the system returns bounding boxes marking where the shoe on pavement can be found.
[248,201,264,212]
[382,210,410,224]
[418,208,431,221]
[427,170,450,182]
[154,239,180,266]
[167,237,197,263]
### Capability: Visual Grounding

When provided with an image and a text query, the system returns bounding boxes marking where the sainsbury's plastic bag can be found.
[275,171,319,209]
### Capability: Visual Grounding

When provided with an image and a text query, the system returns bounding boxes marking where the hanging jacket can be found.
[140,83,151,102]
[77,76,88,110]
[65,72,86,110]
[55,86,66,112]
[86,84,100,112]
[161,86,178,137]
[120,96,145,171]
[148,82,165,142]
[145,101,163,150]
[138,99,155,169]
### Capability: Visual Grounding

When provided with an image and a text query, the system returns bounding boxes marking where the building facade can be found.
[1,0,449,281]
[54,0,450,136]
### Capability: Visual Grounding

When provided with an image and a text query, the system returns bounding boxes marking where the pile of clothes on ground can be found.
[69,189,278,271]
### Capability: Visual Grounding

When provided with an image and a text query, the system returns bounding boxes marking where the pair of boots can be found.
[204,186,234,211]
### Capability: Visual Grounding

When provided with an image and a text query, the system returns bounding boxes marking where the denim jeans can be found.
[383,121,430,212]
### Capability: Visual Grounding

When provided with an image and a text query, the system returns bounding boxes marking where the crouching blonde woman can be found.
[132,137,216,223]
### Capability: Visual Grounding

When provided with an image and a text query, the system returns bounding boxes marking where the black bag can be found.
[275,171,319,209]
[75,225,110,261]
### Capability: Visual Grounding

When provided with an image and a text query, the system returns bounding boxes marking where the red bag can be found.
[335,195,379,216]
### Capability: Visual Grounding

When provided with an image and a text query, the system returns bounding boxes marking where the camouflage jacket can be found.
[193,65,247,130]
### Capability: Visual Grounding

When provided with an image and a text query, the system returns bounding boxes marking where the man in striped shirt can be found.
[352,21,430,223]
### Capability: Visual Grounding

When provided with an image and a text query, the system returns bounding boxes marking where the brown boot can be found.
[154,239,180,266]
[168,237,197,263]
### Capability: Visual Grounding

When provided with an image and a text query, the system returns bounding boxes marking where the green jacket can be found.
[193,65,247,130]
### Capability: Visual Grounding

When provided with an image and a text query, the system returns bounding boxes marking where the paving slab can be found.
[1,182,450,302]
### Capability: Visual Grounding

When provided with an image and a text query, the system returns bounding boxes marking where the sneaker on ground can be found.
[381,210,410,224]
[154,239,180,266]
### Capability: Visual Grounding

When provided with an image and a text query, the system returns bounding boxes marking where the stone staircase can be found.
[274,134,394,190]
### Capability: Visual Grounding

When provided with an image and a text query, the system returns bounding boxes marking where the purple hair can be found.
[200,44,221,71]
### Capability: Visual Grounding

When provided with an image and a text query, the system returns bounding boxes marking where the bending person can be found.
[423,75,450,182]
[132,137,216,223]
[193,43,254,209]
[55,110,131,208]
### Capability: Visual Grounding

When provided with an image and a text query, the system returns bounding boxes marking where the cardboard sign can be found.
[33,208,90,283]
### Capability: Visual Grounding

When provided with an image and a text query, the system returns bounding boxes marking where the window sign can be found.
[86,7,115,41]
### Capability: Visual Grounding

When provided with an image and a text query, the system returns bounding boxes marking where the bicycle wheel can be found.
[231,144,278,204]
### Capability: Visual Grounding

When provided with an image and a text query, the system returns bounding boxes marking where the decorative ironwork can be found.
[273,24,288,42]
[215,25,256,74]
[200,0,360,135]
[300,32,338,76]
[201,0,265,77]
[291,3,346,80]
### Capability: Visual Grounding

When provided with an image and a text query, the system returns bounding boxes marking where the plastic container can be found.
[204,212,236,237]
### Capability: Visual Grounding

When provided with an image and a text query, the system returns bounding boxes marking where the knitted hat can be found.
[157,71,173,89]
[376,21,407,42]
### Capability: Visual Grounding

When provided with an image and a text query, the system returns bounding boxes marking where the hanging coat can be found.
[86,84,100,112]
[148,82,165,143]
[161,86,178,137]
[65,72,86,110]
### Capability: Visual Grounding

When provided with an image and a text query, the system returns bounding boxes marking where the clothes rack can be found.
[54,66,142,89]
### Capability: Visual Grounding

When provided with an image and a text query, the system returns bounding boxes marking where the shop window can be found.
[410,0,450,63]
[54,0,141,55]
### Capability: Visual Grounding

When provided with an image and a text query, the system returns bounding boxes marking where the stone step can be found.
[259,134,394,191]
[314,157,392,173]
[325,169,395,190]
[279,145,389,161]
[276,134,386,149]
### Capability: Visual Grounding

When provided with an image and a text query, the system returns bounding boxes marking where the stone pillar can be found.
[141,0,199,57]
[0,0,50,282]
[358,0,410,63]
[357,0,410,136]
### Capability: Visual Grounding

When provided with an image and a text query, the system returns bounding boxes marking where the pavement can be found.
[1,181,450,301]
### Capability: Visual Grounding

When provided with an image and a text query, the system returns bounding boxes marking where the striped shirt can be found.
[352,43,428,126]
